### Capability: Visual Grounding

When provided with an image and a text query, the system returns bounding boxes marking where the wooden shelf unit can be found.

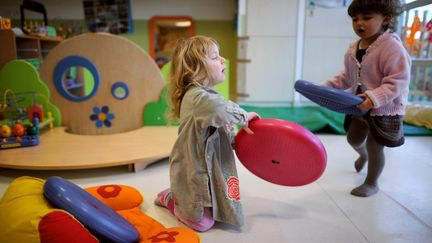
[0,30,61,68]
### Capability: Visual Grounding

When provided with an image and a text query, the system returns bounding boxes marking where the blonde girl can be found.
[155,36,259,231]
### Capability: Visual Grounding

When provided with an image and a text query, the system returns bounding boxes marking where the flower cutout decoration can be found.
[227,176,240,201]
[147,231,179,242]
[90,106,115,128]
[97,185,122,198]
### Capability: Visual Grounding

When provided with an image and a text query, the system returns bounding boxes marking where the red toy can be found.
[235,118,327,186]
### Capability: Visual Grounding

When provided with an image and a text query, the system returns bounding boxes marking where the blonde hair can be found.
[168,35,219,119]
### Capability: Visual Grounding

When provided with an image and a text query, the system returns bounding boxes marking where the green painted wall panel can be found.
[121,20,237,98]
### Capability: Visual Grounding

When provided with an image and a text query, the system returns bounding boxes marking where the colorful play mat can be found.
[240,105,432,136]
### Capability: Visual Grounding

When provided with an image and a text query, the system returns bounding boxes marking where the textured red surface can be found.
[39,211,98,243]
[235,118,327,186]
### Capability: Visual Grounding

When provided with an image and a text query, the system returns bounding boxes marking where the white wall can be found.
[238,0,299,104]
[301,6,356,104]
[237,0,356,105]
[0,0,235,20]
[1,0,357,105]
[303,6,356,84]
[131,0,235,20]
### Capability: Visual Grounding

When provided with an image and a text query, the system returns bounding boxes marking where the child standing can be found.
[325,0,411,197]
[155,36,259,231]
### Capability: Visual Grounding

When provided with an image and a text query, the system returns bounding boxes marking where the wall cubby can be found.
[0,30,61,69]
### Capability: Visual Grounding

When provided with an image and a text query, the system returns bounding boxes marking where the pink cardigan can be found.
[325,32,411,116]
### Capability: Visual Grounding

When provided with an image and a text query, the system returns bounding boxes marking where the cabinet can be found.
[0,30,61,69]
[236,0,299,104]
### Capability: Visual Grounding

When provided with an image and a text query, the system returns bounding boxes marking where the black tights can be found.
[346,117,384,197]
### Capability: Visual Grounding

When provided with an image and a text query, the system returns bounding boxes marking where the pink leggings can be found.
[158,190,215,232]
[162,196,215,232]
[173,207,215,232]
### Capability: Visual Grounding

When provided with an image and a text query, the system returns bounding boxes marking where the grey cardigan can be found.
[169,86,248,226]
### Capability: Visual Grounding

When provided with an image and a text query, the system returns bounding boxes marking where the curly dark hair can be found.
[348,0,403,31]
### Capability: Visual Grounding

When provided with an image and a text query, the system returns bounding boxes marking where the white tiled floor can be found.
[1,135,431,242]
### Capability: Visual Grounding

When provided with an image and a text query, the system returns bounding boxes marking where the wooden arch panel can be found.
[39,33,165,135]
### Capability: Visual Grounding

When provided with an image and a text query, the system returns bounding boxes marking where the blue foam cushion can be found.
[295,80,367,116]
[43,176,140,243]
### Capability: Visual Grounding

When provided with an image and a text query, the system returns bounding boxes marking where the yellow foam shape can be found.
[404,104,432,130]
[0,177,56,242]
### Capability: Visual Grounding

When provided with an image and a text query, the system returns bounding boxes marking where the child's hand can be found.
[242,112,260,134]
[356,93,374,111]
[247,112,260,121]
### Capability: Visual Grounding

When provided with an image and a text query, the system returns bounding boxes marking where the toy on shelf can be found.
[0,89,53,149]
[403,10,432,58]
[402,9,432,102]
[405,13,422,55]
[34,93,54,129]
[425,19,432,58]
[0,16,12,30]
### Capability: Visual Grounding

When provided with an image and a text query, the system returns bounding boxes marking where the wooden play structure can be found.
[39,33,165,135]
[0,33,178,171]
[0,126,177,171]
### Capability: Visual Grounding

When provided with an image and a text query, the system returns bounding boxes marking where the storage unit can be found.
[0,30,61,69]
[236,0,355,105]
[237,0,298,105]
[400,0,432,103]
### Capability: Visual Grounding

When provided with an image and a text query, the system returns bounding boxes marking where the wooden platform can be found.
[0,126,178,171]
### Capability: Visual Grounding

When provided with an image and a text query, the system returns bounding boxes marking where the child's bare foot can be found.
[354,157,367,172]
[350,183,378,197]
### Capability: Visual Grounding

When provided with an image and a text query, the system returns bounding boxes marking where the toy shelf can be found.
[0,30,62,69]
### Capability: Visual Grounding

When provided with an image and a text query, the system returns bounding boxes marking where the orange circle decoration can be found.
[97,185,122,198]
[86,185,143,211]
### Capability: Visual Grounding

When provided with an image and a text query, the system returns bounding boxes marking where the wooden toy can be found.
[0,90,41,149]
[0,35,175,171]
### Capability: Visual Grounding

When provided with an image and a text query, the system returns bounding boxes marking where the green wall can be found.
[121,20,237,99]
[121,20,150,54]
[195,20,237,99]
[11,19,238,98]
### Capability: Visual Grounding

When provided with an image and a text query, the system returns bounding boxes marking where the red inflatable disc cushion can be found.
[235,118,327,186]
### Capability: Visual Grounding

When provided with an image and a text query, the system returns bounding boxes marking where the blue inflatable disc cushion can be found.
[43,176,140,243]
[294,80,367,116]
